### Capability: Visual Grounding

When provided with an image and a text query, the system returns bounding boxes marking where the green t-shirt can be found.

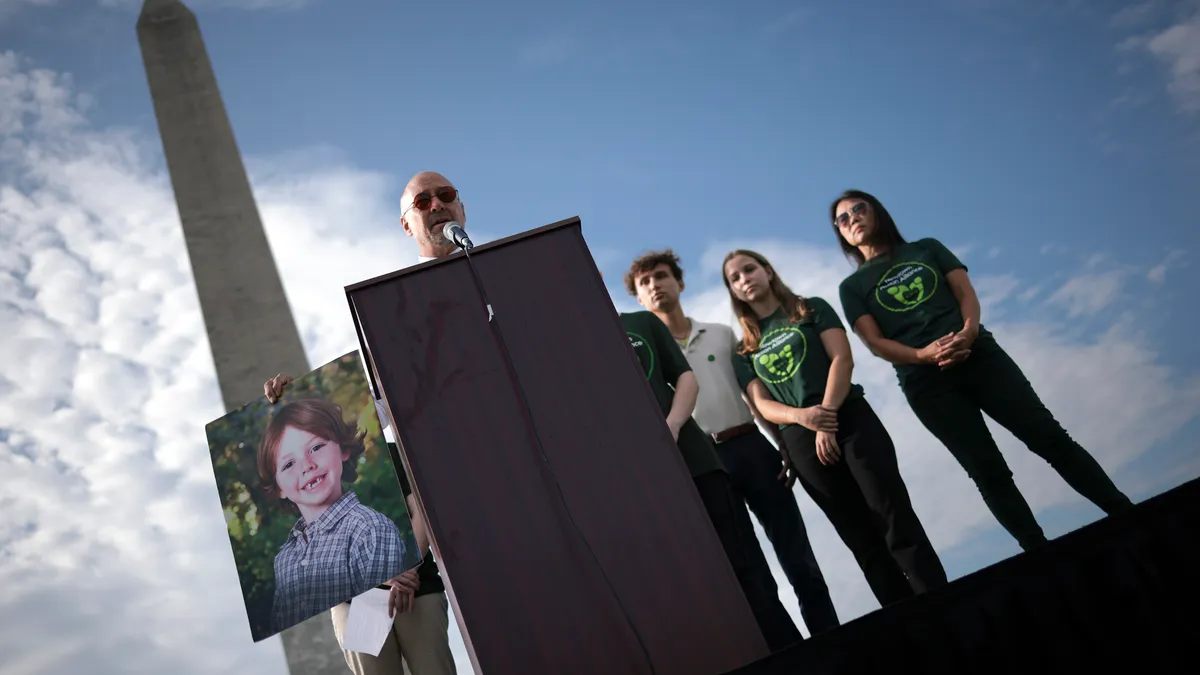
[732,297,864,426]
[838,237,993,390]
[620,311,725,478]
[386,442,446,598]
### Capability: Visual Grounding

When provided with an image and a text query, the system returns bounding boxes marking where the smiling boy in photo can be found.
[257,397,412,633]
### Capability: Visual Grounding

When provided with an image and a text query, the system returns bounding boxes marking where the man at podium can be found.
[261,170,468,674]
[620,309,803,653]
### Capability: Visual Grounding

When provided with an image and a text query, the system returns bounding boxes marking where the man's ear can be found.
[401,215,414,238]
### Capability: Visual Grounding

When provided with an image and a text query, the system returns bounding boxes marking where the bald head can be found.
[400,170,466,258]
[401,171,454,205]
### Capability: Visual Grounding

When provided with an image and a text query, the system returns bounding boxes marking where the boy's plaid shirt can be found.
[270,491,409,632]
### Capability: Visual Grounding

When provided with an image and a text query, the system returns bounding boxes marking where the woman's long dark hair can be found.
[829,189,907,267]
[721,249,811,354]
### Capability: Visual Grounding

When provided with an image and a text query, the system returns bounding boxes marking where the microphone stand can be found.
[452,237,658,674]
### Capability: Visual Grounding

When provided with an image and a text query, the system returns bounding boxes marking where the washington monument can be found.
[136,1,341,672]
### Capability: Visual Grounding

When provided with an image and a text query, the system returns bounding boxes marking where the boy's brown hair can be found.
[624,249,684,296]
[256,397,367,510]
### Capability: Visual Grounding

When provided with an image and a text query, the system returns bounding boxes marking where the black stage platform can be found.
[725,476,1200,674]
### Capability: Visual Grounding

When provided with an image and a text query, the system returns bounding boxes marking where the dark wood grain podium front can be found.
[346,217,767,674]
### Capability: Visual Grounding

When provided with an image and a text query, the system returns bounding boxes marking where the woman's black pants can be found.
[902,340,1133,551]
[781,396,948,607]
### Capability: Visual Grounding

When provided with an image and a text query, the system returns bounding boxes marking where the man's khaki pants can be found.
[329,593,457,675]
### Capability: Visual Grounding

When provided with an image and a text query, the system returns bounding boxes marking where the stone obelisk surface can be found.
[136,2,341,673]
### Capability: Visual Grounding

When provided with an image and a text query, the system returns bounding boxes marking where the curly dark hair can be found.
[624,249,684,296]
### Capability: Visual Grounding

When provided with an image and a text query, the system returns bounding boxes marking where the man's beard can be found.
[424,232,458,257]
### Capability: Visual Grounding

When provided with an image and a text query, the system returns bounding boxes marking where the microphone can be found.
[442,221,474,251]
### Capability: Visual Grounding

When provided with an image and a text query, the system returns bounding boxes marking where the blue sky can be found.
[19,0,1198,360]
[1,1,1199,673]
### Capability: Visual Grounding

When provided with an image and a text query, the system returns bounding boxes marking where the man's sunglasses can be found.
[834,201,868,227]
[403,187,459,215]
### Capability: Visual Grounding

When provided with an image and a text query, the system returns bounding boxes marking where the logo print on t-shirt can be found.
[753,326,807,385]
[875,262,938,313]
[627,332,654,379]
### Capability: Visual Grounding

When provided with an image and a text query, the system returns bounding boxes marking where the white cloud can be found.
[2,46,1198,674]
[1116,5,1200,113]
[1148,248,1188,283]
[1109,2,1163,30]
[244,149,416,368]
[1017,284,1042,303]
[970,273,1021,320]
[1045,270,1124,318]
[1146,12,1200,113]
[0,50,433,675]
[949,243,976,259]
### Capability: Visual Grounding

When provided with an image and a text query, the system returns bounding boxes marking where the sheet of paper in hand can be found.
[205,351,421,642]
[341,588,397,656]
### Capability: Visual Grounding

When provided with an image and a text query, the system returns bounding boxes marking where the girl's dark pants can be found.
[781,396,948,607]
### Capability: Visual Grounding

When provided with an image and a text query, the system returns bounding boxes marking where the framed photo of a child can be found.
[205,351,421,642]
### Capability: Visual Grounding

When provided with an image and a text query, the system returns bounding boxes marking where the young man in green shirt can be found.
[619,309,802,652]
[829,188,1132,551]
[625,250,840,636]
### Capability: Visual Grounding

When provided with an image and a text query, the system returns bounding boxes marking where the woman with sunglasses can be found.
[830,189,1133,551]
[723,249,947,608]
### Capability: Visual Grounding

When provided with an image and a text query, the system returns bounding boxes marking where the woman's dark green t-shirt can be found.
[838,237,994,391]
[732,297,864,428]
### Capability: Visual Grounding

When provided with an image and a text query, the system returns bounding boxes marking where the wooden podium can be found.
[345,217,768,674]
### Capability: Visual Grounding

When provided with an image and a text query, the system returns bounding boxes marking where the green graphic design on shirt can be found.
[838,237,994,392]
[733,297,864,425]
[620,311,725,477]
[875,261,938,312]
[753,325,807,384]
[627,332,654,379]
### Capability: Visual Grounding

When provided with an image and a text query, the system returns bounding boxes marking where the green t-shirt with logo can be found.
[838,237,994,390]
[620,311,725,478]
[731,297,864,427]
